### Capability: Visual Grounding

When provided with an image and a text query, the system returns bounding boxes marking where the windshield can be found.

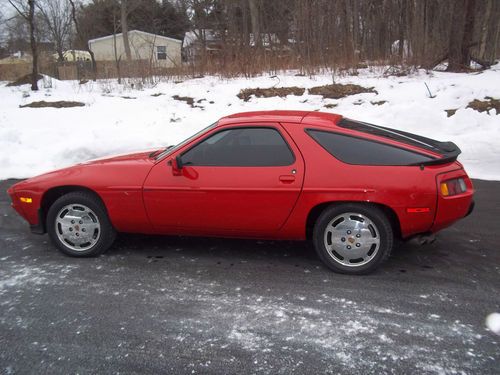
[155,121,218,160]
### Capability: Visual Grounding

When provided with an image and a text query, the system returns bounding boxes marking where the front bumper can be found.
[30,209,46,234]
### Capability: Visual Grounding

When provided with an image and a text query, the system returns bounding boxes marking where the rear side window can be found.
[307,129,435,166]
[181,127,295,166]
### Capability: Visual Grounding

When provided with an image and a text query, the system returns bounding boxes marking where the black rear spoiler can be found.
[413,148,460,166]
[384,127,461,166]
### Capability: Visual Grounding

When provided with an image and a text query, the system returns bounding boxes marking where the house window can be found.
[157,46,167,60]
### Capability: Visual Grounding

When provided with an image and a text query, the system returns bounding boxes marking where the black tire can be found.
[312,204,393,275]
[46,191,116,257]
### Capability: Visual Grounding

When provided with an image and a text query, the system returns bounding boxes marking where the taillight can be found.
[440,178,467,197]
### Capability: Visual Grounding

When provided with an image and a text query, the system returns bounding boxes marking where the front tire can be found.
[313,204,393,275]
[47,191,116,257]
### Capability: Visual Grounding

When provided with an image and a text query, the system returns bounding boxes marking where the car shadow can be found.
[110,233,316,261]
[105,233,446,276]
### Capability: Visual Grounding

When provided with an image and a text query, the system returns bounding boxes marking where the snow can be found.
[0,64,499,180]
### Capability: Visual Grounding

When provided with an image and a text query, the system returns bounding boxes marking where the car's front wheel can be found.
[47,191,116,257]
[313,204,393,275]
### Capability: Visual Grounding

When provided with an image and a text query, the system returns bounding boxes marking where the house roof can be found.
[88,30,182,45]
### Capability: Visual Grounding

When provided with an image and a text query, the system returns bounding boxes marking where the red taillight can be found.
[440,178,467,197]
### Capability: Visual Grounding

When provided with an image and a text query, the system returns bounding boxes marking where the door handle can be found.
[279,175,295,183]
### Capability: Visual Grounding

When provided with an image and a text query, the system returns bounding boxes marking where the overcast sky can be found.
[1,0,21,21]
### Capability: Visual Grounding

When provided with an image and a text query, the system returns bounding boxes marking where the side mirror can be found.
[171,155,183,176]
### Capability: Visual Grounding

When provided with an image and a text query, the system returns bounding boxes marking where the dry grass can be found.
[7,73,43,87]
[237,87,305,101]
[466,97,500,114]
[19,100,85,108]
[172,95,195,106]
[445,109,458,117]
[308,83,376,99]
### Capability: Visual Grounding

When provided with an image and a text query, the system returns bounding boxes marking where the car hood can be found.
[10,149,159,193]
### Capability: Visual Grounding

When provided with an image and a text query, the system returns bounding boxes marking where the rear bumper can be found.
[465,200,475,217]
[430,169,474,233]
[431,194,474,233]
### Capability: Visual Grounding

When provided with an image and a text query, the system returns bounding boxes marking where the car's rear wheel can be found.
[47,191,116,257]
[313,204,393,275]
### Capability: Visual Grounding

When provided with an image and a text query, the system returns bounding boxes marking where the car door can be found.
[143,124,305,237]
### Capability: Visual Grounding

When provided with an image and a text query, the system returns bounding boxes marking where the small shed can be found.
[88,30,182,68]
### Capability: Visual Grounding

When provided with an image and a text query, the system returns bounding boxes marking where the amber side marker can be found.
[20,197,32,203]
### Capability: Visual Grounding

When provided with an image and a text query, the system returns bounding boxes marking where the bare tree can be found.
[8,0,38,90]
[4,14,29,53]
[119,0,142,61]
[447,0,477,72]
[68,0,97,79]
[248,0,260,47]
[36,0,72,62]
[120,0,132,61]
[474,0,500,66]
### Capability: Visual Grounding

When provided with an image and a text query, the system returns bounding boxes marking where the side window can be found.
[307,129,434,166]
[181,127,295,166]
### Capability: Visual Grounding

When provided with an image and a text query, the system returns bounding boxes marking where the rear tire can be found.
[47,191,116,257]
[313,204,393,275]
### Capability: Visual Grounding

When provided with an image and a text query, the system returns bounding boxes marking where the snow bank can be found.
[0,65,499,180]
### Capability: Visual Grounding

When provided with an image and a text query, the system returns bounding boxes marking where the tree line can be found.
[188,0,499,74]
[3,0,500,90]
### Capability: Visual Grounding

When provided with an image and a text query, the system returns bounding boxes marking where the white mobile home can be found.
[88,30,182,68]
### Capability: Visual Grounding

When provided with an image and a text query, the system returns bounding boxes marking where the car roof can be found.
[218,110,343,126]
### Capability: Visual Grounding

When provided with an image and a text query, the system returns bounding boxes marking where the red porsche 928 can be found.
[7,111,474,274]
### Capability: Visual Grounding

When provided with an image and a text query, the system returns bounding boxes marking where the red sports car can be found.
[7,111,474,274]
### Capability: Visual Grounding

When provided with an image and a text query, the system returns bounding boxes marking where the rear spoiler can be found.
[384,127,462,166]
[413,147,461,166]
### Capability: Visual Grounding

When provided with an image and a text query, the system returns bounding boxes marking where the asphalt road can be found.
[0,179,499,374]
